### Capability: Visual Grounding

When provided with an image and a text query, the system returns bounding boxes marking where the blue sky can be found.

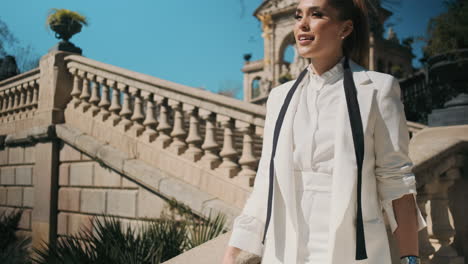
[1,0,445,99]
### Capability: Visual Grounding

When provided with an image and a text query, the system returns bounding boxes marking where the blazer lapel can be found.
[272,73,308,233]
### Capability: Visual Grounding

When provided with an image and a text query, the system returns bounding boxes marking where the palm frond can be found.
[186,209,227,248]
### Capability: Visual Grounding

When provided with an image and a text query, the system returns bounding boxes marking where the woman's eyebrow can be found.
[296,6,322,14]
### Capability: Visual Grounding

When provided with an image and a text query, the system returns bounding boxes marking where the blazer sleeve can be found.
[227,90,277,256]
[374,76,427,234]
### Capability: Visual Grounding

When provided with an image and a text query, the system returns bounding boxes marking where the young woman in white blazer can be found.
[222,0,427,263]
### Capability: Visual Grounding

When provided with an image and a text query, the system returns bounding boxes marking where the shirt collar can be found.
[307,56,345,85]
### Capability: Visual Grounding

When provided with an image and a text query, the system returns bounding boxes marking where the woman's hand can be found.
[392,193,419,257]
[221,246,241,264]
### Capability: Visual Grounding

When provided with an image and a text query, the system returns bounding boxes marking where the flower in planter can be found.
[46,8,88,42]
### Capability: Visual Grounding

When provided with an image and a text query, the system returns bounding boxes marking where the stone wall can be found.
[57,142,168,236]
[0,145,35,235]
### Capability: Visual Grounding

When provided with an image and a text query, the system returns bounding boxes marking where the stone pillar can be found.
[31,50,76,249]
[35,51,75,126]
[32,139,60,249]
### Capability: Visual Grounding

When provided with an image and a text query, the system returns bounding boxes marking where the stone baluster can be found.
[154,96,172,148]
[26,81,34,110]
[141,92,158,143]
[129,87,145,137]
[182,104,203,161]
[236,121,257,186]
[15,86,22,113]
[198,110,221,169]
[107,80,121,126]
[7,89,14,115]
[20,83,27,112]
[117,83,133,131]
[215,115,240,177]
[0,92,3,115]
[97,77,111,121]
[416,184,436,263]
[12,86,19,113]
[1,91,7,115]
[31,80,39,108]
[428,168,461,263]
[168,99,187,155]
[78,71,91,112]
[88,75,101,116]
[69,68,82,108]
[4,90,10,113]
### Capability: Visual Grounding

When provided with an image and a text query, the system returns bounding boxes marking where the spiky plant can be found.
[46,8,88,41]
[32,216,167,264]
[32,200,227,264]
[186,210,226,248]
[164,197,227,249]
[0,210,32,264]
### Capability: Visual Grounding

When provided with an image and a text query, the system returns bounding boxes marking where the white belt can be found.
[294,170,332,192]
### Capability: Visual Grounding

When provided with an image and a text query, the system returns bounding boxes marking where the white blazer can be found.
[239,59,426,264]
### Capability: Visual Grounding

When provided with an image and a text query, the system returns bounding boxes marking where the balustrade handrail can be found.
[410,125,468,187]
[0,68,40,91]
[407,121,427,130]
[65,55,266,127]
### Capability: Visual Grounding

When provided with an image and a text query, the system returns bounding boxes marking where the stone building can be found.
[243,0,414,105]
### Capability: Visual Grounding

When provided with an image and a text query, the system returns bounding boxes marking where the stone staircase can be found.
[0,51,466,264]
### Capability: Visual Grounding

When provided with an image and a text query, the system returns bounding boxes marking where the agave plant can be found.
[46,8,88,42]
[0,210,32,264]
[33,198,227,264]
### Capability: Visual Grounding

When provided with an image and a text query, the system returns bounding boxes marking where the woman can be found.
[222,0,426,263]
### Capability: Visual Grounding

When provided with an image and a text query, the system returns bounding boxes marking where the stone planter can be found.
[50,20,82,41]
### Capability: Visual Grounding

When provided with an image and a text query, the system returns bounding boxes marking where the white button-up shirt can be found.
[292,57,345,173]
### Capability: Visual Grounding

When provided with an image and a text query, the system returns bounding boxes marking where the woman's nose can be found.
[299,18,310,31]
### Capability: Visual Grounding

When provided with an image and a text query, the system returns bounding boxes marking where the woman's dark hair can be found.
[329,0,370,68]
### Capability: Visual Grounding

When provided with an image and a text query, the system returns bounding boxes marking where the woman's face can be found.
[293,0,352,60]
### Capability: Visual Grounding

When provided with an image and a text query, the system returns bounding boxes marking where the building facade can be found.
[243,0,414,105]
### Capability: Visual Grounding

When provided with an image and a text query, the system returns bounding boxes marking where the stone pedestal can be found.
[35,51,75,127]
[428,93,468,126]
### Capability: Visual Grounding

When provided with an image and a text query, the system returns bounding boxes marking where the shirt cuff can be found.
[227,214,264,256]
[382,192,427,233]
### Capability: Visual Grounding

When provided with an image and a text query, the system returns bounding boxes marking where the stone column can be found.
[31,51,77,249]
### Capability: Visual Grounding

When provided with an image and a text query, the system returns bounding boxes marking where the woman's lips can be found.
[297,35,315,45]
[298,39,314,45]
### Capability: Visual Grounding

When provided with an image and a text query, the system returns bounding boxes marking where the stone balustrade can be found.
[0,68,40,123]
[64,55,267,190]
[407,126,468,263]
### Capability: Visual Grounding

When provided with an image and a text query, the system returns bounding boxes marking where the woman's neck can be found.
[309,54,344,76]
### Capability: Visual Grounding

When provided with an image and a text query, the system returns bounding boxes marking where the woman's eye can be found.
[294,14,302,20]
[312,11,323,18]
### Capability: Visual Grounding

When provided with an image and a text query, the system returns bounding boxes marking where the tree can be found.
[422,0,468,59]
[0,18,39,73]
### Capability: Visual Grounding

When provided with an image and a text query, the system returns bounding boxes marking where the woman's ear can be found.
[341,20,354,39]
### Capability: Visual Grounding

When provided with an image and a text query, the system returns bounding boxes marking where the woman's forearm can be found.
[392,193,419,257]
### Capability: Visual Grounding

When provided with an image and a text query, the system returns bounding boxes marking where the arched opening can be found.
[251,77,261,98]
[284,44,295,64]
[278,32,296,83]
